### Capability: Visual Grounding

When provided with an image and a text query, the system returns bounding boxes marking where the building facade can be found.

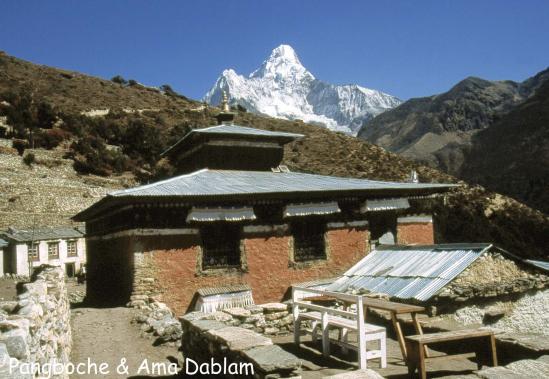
[1,226,86,277]
[74,106,454,314]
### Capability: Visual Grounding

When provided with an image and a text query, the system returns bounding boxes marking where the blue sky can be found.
[1,1,548,101]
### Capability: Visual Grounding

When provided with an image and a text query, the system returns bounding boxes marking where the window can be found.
[27,243,40,261]
[292,221,326,262]
[48,242,59,259]
[201,225,241,269]
[67,240,78,257]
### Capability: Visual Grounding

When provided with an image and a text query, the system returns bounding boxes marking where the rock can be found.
[260,303,288,313]
[476,366,530,379]
[323,369,384,379]
[0,329,29,360]
[204,311,233,323]
[242,344,301,373]
[263,327,280,335]
[207,327,272,351]
[264,311,288,321]
[506,358,549,377]
[246,305,264,314]
[0,302,18,314]
[130,294,149,301]
[189,319,227,333]
[179,311,207,323]
[223,307,251,319]
[243,314,263,323]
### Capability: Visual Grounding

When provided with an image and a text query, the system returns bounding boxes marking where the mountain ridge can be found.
[204,45,401,134]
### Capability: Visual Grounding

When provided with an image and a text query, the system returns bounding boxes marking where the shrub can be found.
[34,128,70,149]
[23,153,35,166]
[128,79,138,86]
[12,139,28,155]
[111,75,127,85]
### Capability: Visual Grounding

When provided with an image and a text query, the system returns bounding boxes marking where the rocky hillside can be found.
[460,79,549,214]
[0,52,547,259]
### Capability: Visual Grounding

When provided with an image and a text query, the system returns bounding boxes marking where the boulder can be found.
[223,307,251,319]
[260,303,288,313]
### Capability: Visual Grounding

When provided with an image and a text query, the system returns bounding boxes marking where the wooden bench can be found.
[292,286,387,369]
[405,329,498,379]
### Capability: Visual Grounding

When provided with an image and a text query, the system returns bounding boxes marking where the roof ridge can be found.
[110,168,209,196]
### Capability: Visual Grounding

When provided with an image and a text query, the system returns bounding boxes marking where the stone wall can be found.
[452,289,549,336]
[432,253,549,310]
[180,312,301,379]
[0,265,72,378]
[198,303,293,337]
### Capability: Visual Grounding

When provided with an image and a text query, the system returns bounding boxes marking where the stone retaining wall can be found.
[0,265,72,378]
[180,312,301,379]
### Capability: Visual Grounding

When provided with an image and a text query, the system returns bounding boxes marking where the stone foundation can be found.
[180,313,301,379]
[0,265,72,378]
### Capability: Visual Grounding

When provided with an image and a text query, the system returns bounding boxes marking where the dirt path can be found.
[71,306,178,378]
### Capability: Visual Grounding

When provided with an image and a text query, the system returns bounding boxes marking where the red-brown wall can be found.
[397,222,434,245]
[148,227,369,314]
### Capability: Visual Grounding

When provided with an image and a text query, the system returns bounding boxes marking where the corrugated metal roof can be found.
[326,244,493,301]
[109,169,454,198]
[162,124,304,157]
[186,206,256,222]
[363,198,410,212]
[292,277,339,288]
[2,226,85,242]
[525,259,549,272]
[197,284,252,296]
[0,238,7,248]
[283,202,340,217]
[190,124,304,139]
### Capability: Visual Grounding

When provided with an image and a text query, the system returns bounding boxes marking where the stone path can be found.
[71,307,177,378]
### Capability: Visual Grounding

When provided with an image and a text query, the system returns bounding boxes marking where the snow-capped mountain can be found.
[203,45,402,134]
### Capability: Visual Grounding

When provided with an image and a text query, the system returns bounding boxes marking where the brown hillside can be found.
[0,52,547,259]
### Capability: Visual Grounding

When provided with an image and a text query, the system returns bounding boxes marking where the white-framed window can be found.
[48,242,59,259]
[67,240,78,257]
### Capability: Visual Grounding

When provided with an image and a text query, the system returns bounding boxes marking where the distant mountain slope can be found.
[0,51,547,258]
[204,45,401,134]
[0,50,197,114]
[460,79,549,214]
[358,77,525,171]
[358,68,549,215]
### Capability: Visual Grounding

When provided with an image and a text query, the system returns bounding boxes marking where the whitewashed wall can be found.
[11,237,86,276]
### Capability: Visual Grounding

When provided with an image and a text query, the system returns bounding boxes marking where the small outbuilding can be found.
[327,243,549,335]
[1,226,86,277]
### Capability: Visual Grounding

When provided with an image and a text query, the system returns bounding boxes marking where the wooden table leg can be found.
[490,334,498,367]
[418,342,427,379]
[411,312,430,358]
[391,312,407,361]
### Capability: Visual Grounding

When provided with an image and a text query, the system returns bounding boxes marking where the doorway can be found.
[65,262,76,278]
